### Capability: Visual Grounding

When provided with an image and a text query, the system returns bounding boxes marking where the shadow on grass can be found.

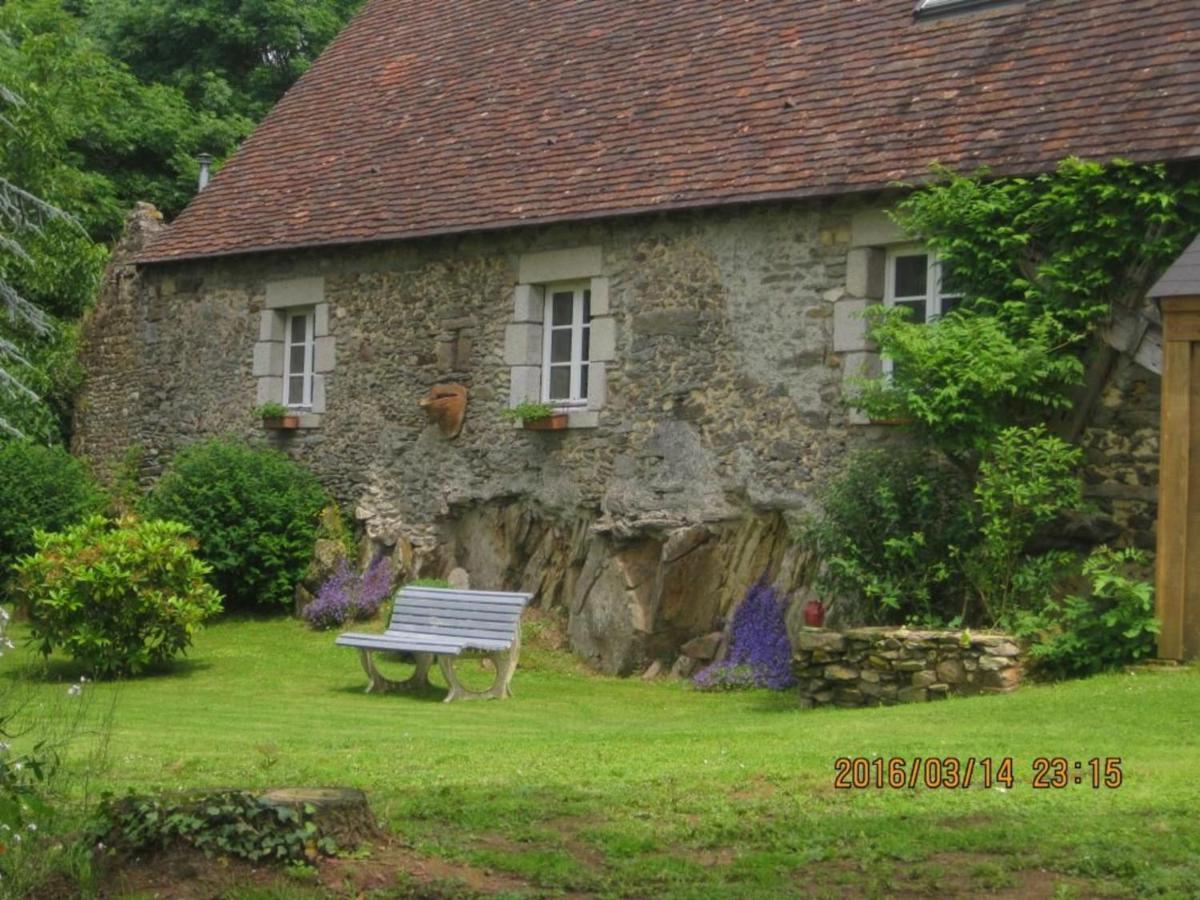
[2,654,214,685]
[328,682,450,704]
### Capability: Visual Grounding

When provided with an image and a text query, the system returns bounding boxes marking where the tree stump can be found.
[258,788,382,850]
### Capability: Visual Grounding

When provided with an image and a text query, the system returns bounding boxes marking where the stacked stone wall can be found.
[73,198,1161,675]
[793,628,1023,708]
[1078,356,1160,551]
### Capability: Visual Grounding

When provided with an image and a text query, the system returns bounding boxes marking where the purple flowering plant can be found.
[693,578,796,691]
[302,556,395,629]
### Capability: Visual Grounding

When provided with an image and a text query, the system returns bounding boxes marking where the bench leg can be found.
[437,632,521,703]
[359,649,433,693]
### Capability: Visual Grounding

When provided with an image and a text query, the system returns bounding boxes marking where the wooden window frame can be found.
[540,282,591,407]
[882,245,963,375]
[283,308,316,409]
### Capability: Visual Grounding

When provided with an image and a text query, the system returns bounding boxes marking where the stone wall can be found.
[792,628,1024,708]
[72,204,168,482]
[73,198,1161,675]
[1078,355,1160,550]
[76,200,868,674]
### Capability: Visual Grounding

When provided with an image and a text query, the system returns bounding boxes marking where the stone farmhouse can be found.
[74,0,1200,673]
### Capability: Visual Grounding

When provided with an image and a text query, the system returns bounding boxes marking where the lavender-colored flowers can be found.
[693,579,796,691]
[302,556,395,629]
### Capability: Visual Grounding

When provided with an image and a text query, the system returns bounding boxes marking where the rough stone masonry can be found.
[73,200,1159,676]
[793,627,1024,708]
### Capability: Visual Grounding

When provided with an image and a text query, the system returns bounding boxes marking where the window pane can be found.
[548,366,570,400]
[897,300,927,324]
[893,254,928,297]
[583,290,591,322]
[288,375,305,404]
[580,364,589,400]
[550,330,572,363]
[552,292,574,327]
[289,344,307,374]
[290,314,308,344]
[581,328,590,362]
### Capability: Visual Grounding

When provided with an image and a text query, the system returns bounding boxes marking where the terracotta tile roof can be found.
[142,0,1200,263]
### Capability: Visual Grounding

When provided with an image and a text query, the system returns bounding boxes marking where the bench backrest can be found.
[389,586,531,646]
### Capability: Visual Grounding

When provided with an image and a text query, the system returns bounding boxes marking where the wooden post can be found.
[1156,296,1200,660]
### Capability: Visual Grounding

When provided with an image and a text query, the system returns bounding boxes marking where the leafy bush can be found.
[804,449,975,626]
[963,426,1084,624]
[142,439,330,611]
[694,580,795,691]
[14,516,222,677]
[0,441,105,582]
[855,309,1085,455]
[302,556,395,630]
[1014,547,1159,679]
[97,790,338,864]
[894,158,1200,330]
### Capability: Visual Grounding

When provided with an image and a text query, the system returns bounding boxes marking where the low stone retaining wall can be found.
[793,627,1024,708]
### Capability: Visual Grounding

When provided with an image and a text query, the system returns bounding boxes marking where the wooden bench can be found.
[336,585,531,702]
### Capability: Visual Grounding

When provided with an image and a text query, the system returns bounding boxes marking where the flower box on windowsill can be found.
[522,413,569,431]
[263,415,301,431]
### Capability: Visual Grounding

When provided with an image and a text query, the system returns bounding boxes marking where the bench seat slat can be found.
[402,588,529,607]
[379,629,512,651]
[390,628,514,645]
[390,602,522,621]
[336,633,465,654]
[391,609,523,628]
[388,619,511,638]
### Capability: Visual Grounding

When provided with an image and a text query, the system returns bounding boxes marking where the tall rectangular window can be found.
[284,309,315,408]
[542,284,591,405]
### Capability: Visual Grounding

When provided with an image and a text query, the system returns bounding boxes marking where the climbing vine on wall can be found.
[809,158,1198,659]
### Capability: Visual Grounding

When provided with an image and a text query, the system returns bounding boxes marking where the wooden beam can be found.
[1156,295,1200,660]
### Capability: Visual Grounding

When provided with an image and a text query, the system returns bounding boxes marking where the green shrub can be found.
[142,439,330,611]
[14,516,222,677]
[855,308,1084,455]
[963,426,1084,624]
[804,448,975,626]
[96,790,339,864]
[1014,547,1159,679]
[0,441,105,582]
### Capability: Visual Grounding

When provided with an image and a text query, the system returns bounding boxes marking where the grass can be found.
[5,615,1200,898]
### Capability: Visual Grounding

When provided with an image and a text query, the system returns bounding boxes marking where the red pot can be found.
[803,600,826,628]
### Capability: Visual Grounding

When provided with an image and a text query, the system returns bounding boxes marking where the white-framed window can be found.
[884,246,963,325]
[283,309,315,408]
[883,246,963,376]
[541,283,591,406]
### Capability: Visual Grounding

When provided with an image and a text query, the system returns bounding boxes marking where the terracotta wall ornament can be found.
[419,383,468,439]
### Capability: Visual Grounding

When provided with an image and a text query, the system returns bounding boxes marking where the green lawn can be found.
[6,616,1200,898]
